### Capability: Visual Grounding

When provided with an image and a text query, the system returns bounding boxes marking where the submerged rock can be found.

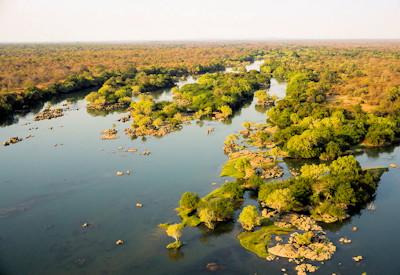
[295,263,318,275]
[339,237,352,244]
[3,136,23,146]
[206,262,222,272]
[266,255,276,261]
[101,129,118,140]
[118,114,131,123]
[352,255,363,262]
[34,107,64,121]
[116,171,124,176]
[81,222,90,229]
[141,150,151,156]
[115,239,124,245]
[281,214,322,232]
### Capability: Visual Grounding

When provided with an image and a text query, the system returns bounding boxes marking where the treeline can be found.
[261,47,400,113]
[0,71,113,117]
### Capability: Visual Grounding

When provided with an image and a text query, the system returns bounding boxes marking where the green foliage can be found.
[166,223,183,241]
[364,114,396,146]
[166,240,183,249]
[220,156,252,179]
[204,181,244,201]
[258,156,386,222]
[254,90,273,106]
[264,188,296,212]
[238,205,261,231]
[294,231,314,246]
[179,192,200,212]
[198,198,234,229]
[311,201,347,223]
[163,223,184,249]
[173,71,269,116]
[219,105,233,119]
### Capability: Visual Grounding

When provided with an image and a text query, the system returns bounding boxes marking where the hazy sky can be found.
[0,0,399,42]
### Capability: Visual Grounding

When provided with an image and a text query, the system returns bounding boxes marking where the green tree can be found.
[219,105,233,119]
[265,188,295,212]
[238,205,261,231]
[165,223,184,249]
[179,192,200,212]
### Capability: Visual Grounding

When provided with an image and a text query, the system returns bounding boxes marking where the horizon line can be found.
[1,38,400,45]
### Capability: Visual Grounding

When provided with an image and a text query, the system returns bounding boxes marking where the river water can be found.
[1,64,400,275]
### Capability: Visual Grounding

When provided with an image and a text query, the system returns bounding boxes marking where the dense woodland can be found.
[2,42,400,118]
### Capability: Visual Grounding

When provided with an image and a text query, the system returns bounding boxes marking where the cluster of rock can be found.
[87,102,128,111]
[256,98,275,107]
[124,124,177,138]
[206,127,215,135]
[212,111,230,121]
[268,231,336,261]
[260,165,284,179]
[230,150,284,179]
[223,139,245,155]
[101,129,118,140]
[264,214,337,274]
[116,170,131,176]
[118,114,131,123]
[295,263,318,275]
[3,136,23,146]
[34,107,63,121]
[141,150,151,156]
[339,237,352,244]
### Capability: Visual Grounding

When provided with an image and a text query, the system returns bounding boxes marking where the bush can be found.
[198,198,234,229]
[179,192,200,212]
[238,205,261,231]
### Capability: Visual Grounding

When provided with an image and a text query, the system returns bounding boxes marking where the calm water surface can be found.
[1,69,400,275]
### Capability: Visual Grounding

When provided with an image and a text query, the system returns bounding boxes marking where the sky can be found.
[0,0,399,42]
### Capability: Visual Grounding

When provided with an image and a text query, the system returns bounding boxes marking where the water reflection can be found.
[167,249,185,261]
[198,222,236,244]
[363,144,398,158]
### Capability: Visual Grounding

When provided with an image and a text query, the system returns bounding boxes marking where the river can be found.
[1,63,400,275]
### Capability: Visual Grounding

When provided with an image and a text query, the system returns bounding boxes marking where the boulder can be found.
[352,255,363,262]
[206,262,221,271]
[115,239,124,245]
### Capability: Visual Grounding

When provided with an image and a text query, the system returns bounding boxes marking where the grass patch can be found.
[237,225,292,258]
